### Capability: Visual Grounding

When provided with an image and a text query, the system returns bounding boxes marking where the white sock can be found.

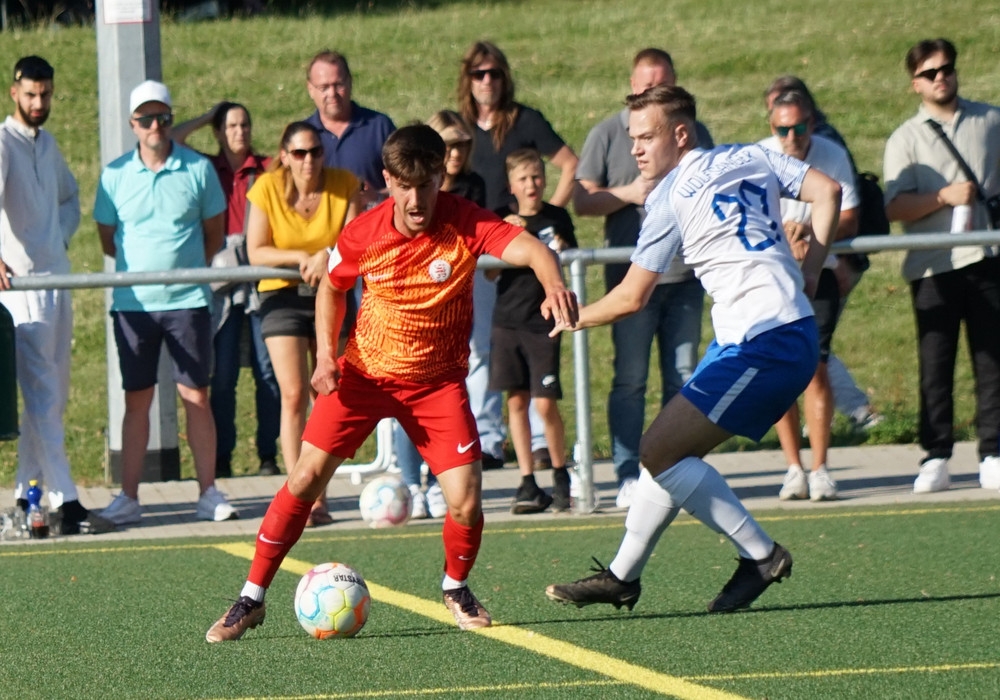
[240,581,266,603]
[442,575,466,591]
[609,468,680,582]
[655,456,774,561]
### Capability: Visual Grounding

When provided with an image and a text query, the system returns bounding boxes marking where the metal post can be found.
[95,0,177,483]
[567,254,596,513]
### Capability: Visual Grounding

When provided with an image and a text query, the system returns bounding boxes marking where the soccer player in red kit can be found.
[207,124,578,641]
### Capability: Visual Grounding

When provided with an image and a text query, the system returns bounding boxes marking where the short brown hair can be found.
[627,84,697,122]
[505,147,543,176]
[382,124,446,182]
[632,48,674,70]
[905,38,957,76]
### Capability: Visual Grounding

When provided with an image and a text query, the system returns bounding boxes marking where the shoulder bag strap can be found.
[925,119,987,203]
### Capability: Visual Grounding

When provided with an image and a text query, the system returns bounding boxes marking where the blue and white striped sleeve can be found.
[631,179,683,274]
[760,146,810,200]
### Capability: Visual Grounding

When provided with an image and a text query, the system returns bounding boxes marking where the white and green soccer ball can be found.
[293,562,371,639]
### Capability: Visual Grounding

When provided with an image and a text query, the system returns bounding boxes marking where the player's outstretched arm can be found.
[500,230,579,329]
[797,168,842,297]
[312,275,347,395]
[550,264,660,336]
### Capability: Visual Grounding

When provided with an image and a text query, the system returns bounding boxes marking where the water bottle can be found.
[951,204,972,233]
[26,479,49,539]
[537,226,560,251]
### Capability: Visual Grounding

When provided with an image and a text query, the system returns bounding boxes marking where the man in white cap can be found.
[0,56,113,534]
[93,79,237,526]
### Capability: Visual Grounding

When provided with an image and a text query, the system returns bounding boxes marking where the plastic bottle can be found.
[537,226,560,251]
[26,479,49,539]
[951,204,972,233]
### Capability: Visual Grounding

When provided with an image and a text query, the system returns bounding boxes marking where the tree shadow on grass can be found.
[522,590,1000,628]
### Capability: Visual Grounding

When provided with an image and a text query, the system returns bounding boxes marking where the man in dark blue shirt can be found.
[304,50,395,196]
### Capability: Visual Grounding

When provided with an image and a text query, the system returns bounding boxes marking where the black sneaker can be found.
[552,468,571,512]
[258,458,280,476]
[545,558,641,610]
[511,482,552,514]
[481,454,505,471]
[707,542,793,613]
[55,500,88,535]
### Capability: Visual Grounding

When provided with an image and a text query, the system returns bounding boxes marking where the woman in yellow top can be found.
[247,121,361,526]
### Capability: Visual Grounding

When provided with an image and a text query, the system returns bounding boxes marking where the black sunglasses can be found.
[133,113,173,129]
[289,146,324,160]
[774,122,809,138]
[469,68,503,81]
[915,63,955,82]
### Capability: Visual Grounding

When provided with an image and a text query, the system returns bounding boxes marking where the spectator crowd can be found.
[2,35,999,545]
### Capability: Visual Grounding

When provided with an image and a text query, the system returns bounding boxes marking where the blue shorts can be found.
[112,308,213,391]
[680,317,819,441]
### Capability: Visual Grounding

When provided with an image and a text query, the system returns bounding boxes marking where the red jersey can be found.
[328,192,521,383]
[210,151,271,235]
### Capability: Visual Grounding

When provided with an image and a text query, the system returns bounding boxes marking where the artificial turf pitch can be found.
[2,502,998,699]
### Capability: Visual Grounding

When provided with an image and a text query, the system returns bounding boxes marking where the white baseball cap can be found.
[129,80,172,114]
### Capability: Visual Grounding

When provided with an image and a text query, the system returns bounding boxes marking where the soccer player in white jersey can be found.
[545,84,842,613]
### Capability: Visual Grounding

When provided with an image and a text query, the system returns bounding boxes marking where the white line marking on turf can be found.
[214,542,748,700]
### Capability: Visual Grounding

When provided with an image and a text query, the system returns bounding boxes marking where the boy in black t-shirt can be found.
[491,149,579,514]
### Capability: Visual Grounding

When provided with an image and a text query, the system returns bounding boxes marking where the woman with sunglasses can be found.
[457,41,578,470]
[174,102,281,480]
[247,121,362,526]
[458,41,578,212]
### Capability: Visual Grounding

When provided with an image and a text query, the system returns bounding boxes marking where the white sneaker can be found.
[197,485,238,521]
[979,455,1000,490]
[99,492,142,525]
[808,466,838,501]
[615,477,638,509]
[778,465,808,500]
[851,409,885,432]
[913,458,950,494]
[409,484,428,519]
[426,484,448,519]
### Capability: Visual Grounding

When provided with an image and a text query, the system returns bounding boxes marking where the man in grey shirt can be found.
[883,37,1000,494]
[573,48,711,508]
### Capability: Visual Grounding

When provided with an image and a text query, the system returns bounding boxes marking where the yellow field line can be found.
[216,542,747,700]
[688,660,1000,681]
[3,502,998,559]
[217,679,621,699]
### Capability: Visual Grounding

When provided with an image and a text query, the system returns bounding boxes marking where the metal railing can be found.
[7,230,1000,510]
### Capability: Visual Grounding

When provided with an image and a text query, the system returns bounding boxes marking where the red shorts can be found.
[302,360,482,473]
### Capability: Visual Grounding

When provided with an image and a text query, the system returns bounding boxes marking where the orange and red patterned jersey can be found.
[328,192,521,383]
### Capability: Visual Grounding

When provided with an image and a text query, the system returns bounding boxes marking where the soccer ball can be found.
[359,475,411,529]
[293,562,371,639]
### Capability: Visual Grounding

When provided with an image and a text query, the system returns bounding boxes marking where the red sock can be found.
[442,511,484,582]
[248,484,313,588]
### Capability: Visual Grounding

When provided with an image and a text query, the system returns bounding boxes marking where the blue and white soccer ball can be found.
[293,562,371,639]
[358,475,412,529]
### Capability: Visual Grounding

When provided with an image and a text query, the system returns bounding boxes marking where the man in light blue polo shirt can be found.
[94,79,238,527]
